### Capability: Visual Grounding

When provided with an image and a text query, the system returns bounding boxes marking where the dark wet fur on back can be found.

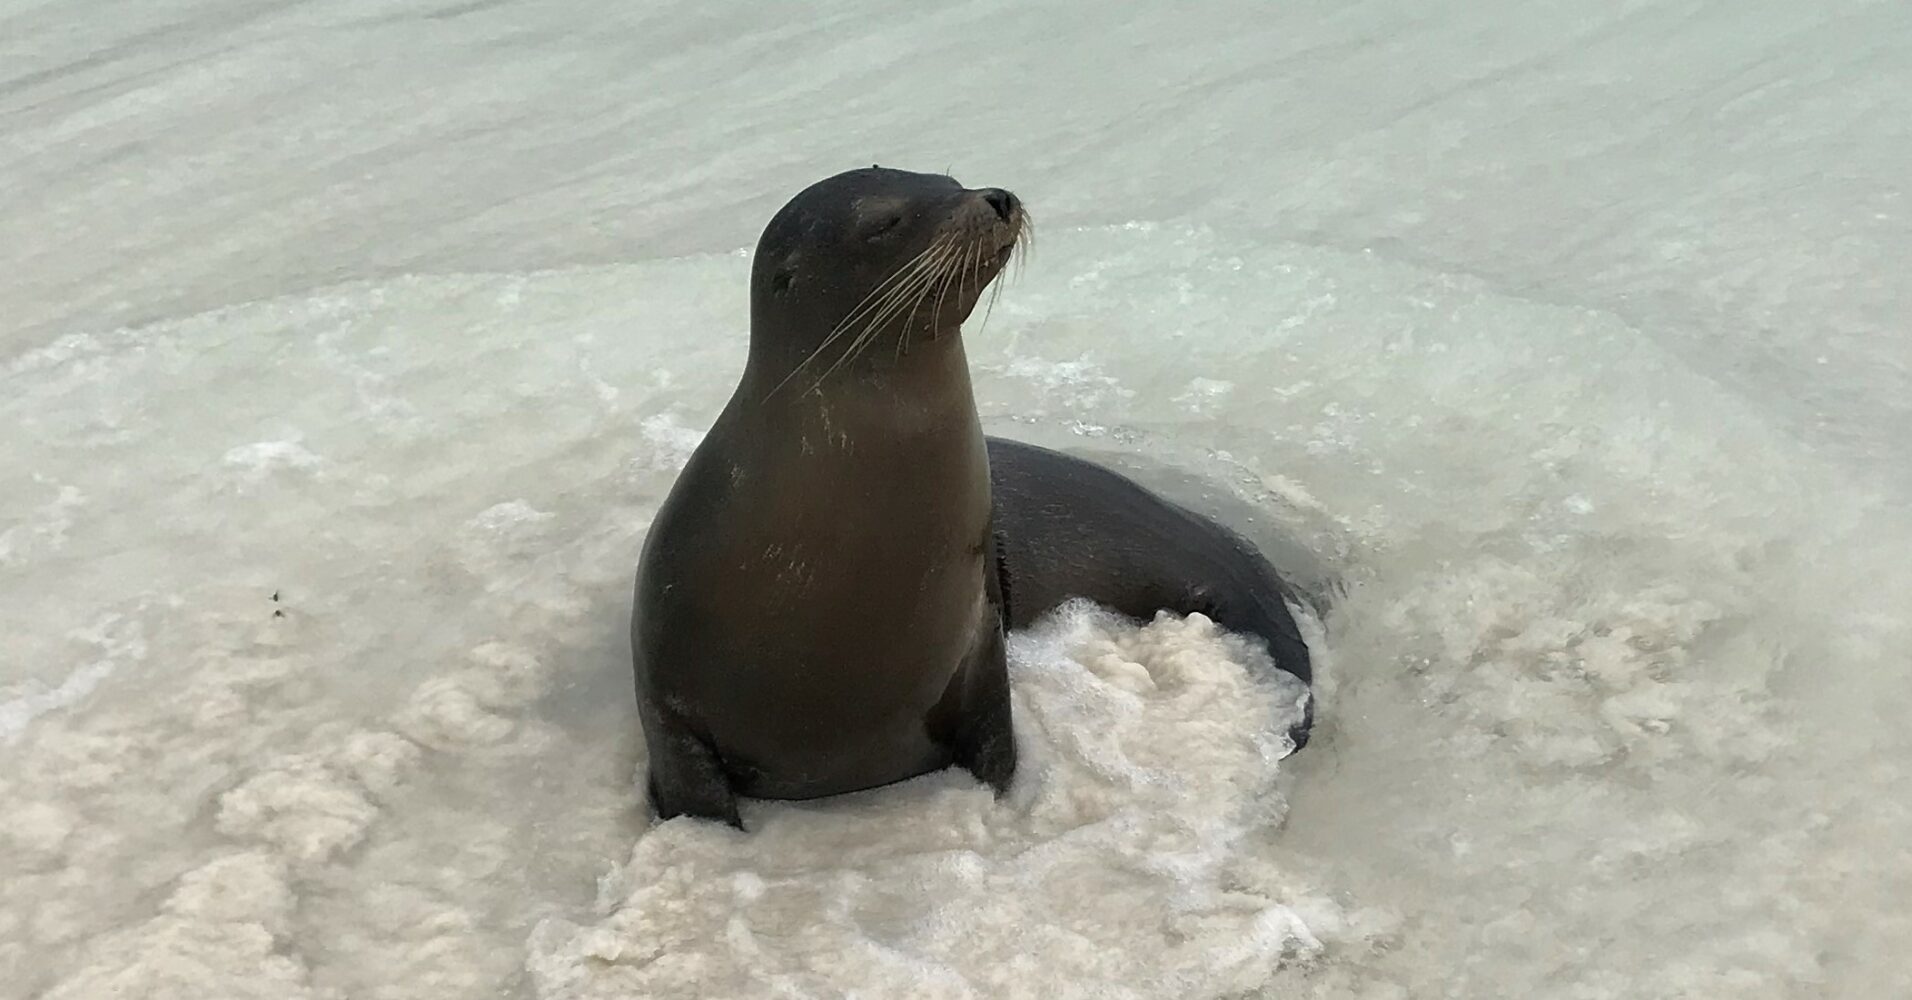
[989,437,1314,747]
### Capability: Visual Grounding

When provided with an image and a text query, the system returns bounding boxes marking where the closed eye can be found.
[866,215,903,241]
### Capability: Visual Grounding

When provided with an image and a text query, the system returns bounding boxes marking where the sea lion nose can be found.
[980,188,1018,221]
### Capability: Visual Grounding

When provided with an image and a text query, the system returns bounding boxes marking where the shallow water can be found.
[5,2,1910,997]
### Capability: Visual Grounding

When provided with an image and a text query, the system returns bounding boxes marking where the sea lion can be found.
[631,166,1312,829]
[632,166,1022,827]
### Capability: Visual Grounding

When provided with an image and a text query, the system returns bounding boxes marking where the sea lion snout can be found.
[979,188,1019,222]
[958,187,1024,268]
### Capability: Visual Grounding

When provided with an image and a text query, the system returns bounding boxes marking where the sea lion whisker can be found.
[890,241,952,362]
[978,267,1006,336]
[958,238,973,311]
[767,237,952,399]
[822,287,927,388]
[896,240,957,362]
[1013,208,1031,267]
[839,235,950,325]
[836,255,948,376]
[866,239,963,345]
[1013,211,1033,279]
[838,243,946,351]
[809,240,960,391]
[818,272,940,387]
[814,236,949,348]
[858,239,960,346]
[927,235,966,343]
[887,233,963,353]
[870,234,962,324]
[957,239,981,338]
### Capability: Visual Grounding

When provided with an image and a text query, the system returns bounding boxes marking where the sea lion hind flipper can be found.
[1180,578,1315,751]
[1181,576,1312,686]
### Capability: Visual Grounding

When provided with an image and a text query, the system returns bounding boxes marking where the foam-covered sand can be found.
[0,250,1337,1000]
[7,226,1909,997]
[8,2,1912,997]
[528,607,1321,1000]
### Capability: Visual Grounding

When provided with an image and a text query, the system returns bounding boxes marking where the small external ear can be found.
[772,270,794,295]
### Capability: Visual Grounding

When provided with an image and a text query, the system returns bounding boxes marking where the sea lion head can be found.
[749,166,1025,393]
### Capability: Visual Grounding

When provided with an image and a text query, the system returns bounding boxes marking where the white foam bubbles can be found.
[527,605,1328,1000]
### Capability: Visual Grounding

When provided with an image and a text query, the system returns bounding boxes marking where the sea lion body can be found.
[633,168,1020,826]
[632,167,1311,828]
[637,352,999,804]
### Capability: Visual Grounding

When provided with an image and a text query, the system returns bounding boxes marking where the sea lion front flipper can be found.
[939,540,1017,797]
[944,616,1017,796]
[639,697,743,829]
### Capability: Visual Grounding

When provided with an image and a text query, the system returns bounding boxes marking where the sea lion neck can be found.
[740,315,973,408]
